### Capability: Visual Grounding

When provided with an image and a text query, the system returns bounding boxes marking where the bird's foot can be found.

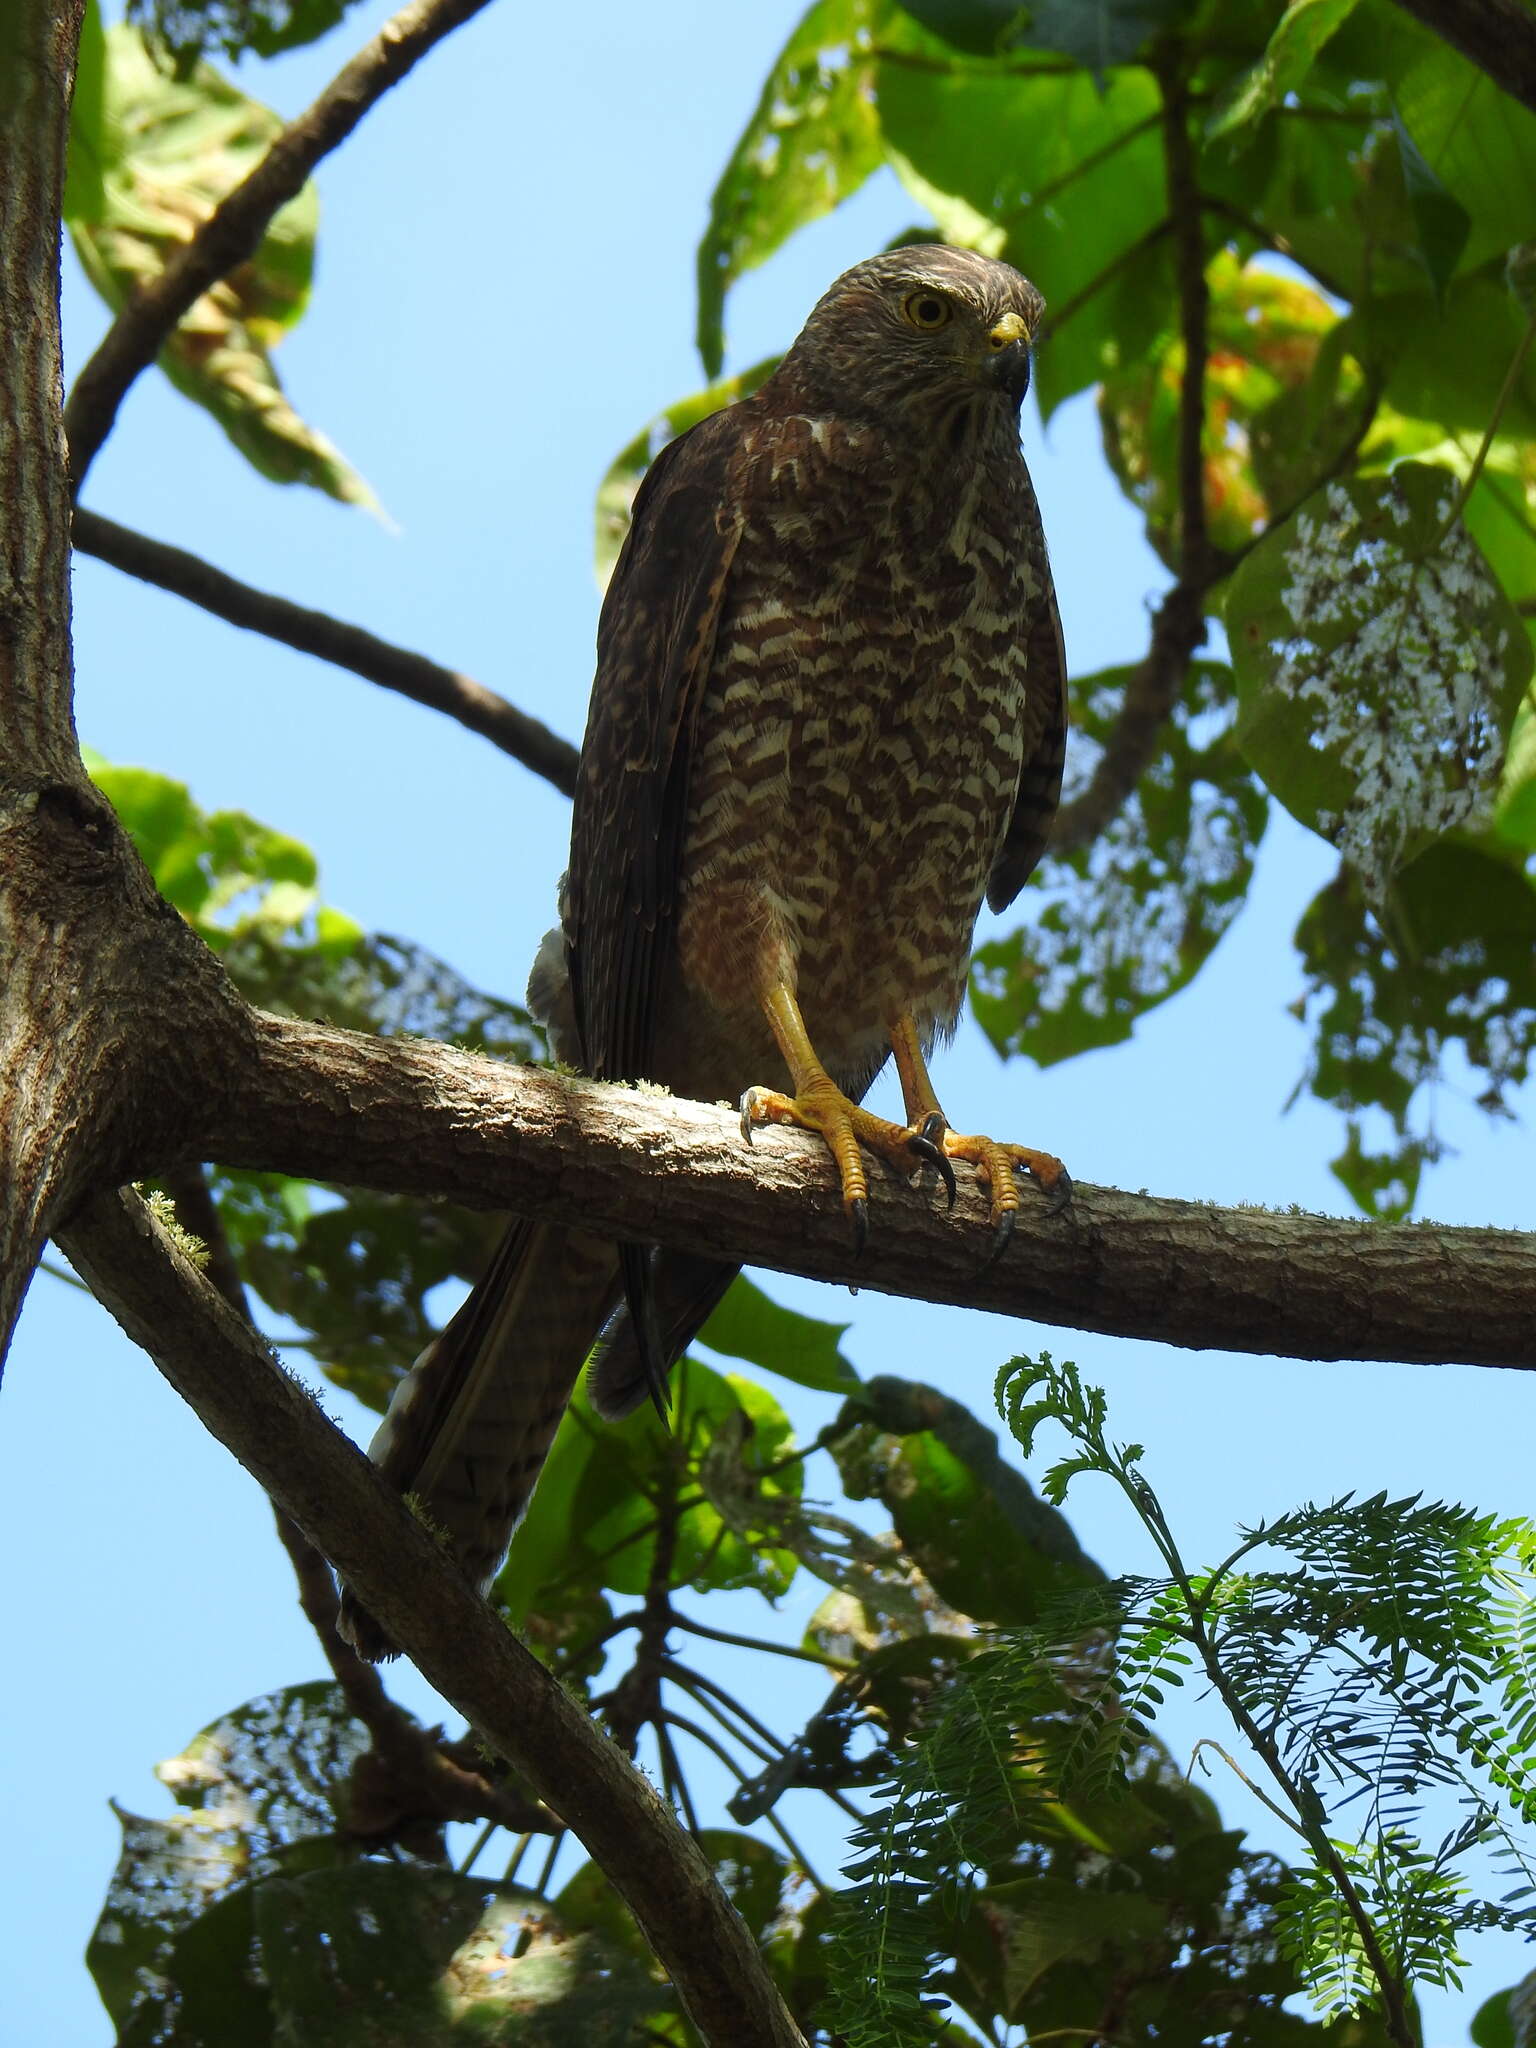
[739,1081,955,1251]
[934,1128,1072,1264]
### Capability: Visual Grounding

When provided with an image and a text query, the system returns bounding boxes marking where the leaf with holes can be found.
[972,662,1266,1066]
[1229,463,1531,904]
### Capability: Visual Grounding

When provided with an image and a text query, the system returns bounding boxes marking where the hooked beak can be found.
[983,309,1033,399]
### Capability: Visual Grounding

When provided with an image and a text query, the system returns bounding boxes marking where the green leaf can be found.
[1229,463,1532,903]
[65,27,376,507]
[972,663,1266,1066]
[698,1273,857,1393]
[127,0,369,66]
[255,1867,666,2043]
[1470,1988,1518,2048]
[1379,12,1536,274]
[65,0,108,223]
[872,53,1168,417]
[595,356,779,584]
[696,0,884,377]
[1206,0,1362,146]
[1495,697,1536,851]
[1392,106,1470,301]
[827,1375,1103,1626]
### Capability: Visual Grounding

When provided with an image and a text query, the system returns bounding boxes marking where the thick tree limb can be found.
[63,0,494,492]
[189,1011,1536,1372]
[60,1187,808,2048]
[1389,0,1536,116]
[73,510,580,794]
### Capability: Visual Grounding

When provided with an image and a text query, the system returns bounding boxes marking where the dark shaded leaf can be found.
[891,0,1027,57]
[128,0,368,65]
[1013,0,1183,72]
[1292,838,1536,1215]
[972,662,1266,1066]
[1391,107,1470,301]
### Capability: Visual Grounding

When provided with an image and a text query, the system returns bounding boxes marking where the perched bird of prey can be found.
[340,245,1068,1657]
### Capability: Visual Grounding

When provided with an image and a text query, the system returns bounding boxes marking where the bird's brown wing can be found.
[565,407,746,1085]
[563,407,748,1394]
[986,573,1068,915]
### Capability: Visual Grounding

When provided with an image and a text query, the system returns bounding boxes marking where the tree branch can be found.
[163,1161,547,1849]
[1048,61,1220,858]
[59,1186,808,2048]
[73,510,579,795]
[1388,0,1536,117]
[178,1010,1536,1372]
[63,0,494,493]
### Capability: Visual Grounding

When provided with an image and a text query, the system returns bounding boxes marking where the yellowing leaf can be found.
[66,27,377,509]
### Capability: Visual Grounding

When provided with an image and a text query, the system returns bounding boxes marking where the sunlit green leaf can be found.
[698,1273,857,1393]
[1206,0,1361,146]
[65,27,375,506]
[696,0,884,377]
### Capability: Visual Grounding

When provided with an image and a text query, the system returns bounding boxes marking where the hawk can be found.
[341,246,1068,1657]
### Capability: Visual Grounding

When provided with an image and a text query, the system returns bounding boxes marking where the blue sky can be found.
[3,2,1532,2039]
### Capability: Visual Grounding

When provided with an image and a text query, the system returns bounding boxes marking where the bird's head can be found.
[781,245,1044,427]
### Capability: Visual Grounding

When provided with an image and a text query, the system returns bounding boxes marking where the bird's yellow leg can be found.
[889,1013,1072,1257]
[741,982,944,1250]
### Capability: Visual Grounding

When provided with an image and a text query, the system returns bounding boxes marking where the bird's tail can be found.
[337,1218,620,1659]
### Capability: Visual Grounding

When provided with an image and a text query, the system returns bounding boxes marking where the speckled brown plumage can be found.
[339,247,1067,1655]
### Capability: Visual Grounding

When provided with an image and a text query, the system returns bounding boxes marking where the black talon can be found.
[1042,1164,1073,1216]
[908,1112,957,1209]
[739,1090,757,1145]
[981,1204,1017,1272]
[849,1197,869,1257]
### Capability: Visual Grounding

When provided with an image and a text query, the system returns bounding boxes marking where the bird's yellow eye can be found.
[902,291,953,331]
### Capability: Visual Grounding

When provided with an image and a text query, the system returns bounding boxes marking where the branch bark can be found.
[63,0,495,492]
[73,510,580,795]
[61,1187,808,2048]
[180,1011,1536,1373]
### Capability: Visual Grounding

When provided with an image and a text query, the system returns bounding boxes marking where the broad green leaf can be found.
[873,54,1167,417]
[594,355,779,585]
[1470,1987,1518,2048]
[1229,463,1531,903]
[1292,838,1536,1216]
[1391,106,1470,301]
[128,0,369,65]
[1378,9,1536,273]
[696,0,885,377]
[1206,0,1361,146]
[827,1395,1101,1627]
[89,1685,371,2040]
[66,27,375,507]
[698,1272,857,1393]
[972,662,1266,1066]
[254,1868,665,2043]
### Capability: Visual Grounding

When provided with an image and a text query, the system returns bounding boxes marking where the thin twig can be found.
[674,1611,857,1673]
[64,0,495,491]
[72,510,579,795]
